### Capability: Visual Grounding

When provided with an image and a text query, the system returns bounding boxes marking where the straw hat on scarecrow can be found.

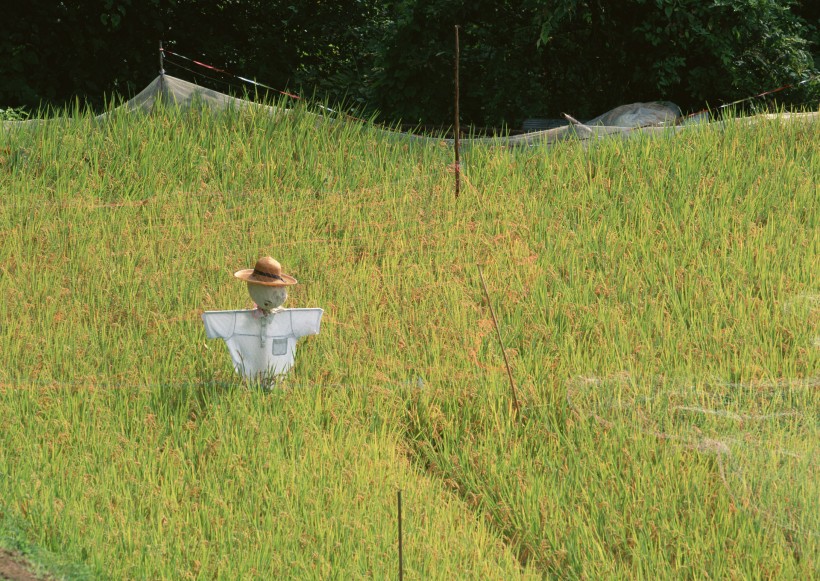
[235,257,297,312]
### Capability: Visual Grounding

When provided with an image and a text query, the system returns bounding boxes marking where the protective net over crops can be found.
[5,73,818,146]
[567,372,819,547]
[0,73,690,146]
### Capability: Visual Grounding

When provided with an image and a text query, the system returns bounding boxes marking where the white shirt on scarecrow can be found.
[202,256,322,380]
[202,307,323,379]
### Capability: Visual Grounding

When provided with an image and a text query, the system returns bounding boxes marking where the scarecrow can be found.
[202,257,323,380]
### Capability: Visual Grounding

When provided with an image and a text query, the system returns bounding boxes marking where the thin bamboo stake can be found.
[477,264,520,416]
[454,25,461,199]
[397,490,404,581]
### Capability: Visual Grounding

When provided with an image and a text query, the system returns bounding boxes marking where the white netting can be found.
[567,373,819,540]
[5,74,818,146]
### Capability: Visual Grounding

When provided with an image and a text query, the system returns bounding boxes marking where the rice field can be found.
[0,100,818,579]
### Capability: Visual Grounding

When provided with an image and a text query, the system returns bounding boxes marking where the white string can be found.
[564,373,819,538]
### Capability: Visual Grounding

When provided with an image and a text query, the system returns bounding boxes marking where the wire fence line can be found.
[0,376,431,392]
[0,228,527,262]
[0,168,462,211]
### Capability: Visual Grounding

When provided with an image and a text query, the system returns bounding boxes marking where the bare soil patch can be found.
[0,549,50,581]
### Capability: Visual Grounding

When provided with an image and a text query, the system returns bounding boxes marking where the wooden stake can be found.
[454,25,460,199]
[478,264,520,416]
[397,490,404,581]
[159,40,165,76]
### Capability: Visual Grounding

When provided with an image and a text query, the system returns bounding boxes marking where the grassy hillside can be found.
[0,103,817,578]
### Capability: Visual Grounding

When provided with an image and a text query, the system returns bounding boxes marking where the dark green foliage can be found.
[0,1,385,112]
[0,0,817,125]
[0,1,171,108]
[367,0,818,124]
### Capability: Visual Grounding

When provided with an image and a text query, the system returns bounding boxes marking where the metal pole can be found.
[454,25,460,199]
[159,40,165,76]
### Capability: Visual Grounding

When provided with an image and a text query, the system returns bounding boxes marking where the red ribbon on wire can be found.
[162,48,302,100]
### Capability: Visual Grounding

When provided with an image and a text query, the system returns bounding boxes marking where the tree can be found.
[0,1,172,109]
[364,0,818,125]
[1,0,816,124]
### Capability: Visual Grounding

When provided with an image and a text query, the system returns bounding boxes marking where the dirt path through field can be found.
[0,549,49,581]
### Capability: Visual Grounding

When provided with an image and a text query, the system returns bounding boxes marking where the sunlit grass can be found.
[0,101,817,578]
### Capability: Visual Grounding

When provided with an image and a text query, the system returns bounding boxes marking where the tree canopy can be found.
[2,1,818,125]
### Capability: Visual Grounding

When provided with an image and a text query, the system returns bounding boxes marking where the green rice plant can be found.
[0,101,817,578]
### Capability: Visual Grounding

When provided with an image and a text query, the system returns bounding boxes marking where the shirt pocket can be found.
[271,337,289,356]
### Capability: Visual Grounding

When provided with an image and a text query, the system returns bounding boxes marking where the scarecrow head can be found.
[234,256,297,312]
